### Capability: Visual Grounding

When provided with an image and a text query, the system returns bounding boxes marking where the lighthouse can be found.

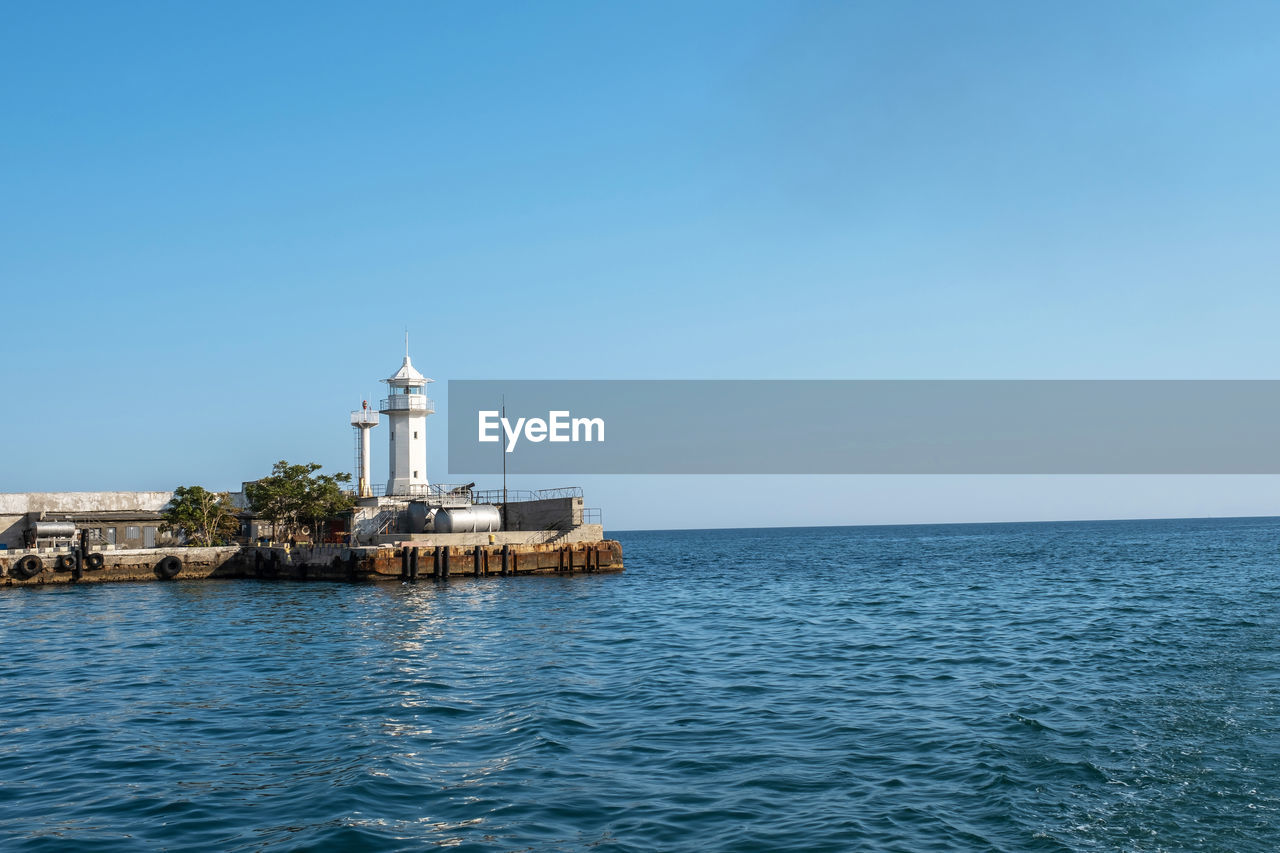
[379,350,435,495]
[349,401,379,498]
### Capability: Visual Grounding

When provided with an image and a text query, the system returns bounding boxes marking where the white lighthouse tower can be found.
[349,401,379,497]
[379,349,435,495]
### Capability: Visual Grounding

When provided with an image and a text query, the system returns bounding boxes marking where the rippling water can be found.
[2,518,1279,851]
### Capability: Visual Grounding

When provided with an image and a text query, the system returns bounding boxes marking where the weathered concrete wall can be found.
[0,546,241,585]
[360,540,624,580]
[0,491,174,549]
[499,497,583,531]
[0,516,27,550]
[371,523,605,547]
[0,539,622,586]
[0,492,173,514]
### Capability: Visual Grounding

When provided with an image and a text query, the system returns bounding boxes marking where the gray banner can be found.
[447,380,1280,474]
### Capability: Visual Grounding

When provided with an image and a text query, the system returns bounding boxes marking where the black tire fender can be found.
[10,554,44,580]
[55,554,76,571]
[85,552,105,570]
[154,555,182,580]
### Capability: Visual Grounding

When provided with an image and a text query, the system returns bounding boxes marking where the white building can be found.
[378,352,435,495]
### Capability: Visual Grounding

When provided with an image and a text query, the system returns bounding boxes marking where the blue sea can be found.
[2,518,1279,851]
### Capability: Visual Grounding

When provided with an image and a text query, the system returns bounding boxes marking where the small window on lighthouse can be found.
[413,471,419,478]
[413,431,418,439]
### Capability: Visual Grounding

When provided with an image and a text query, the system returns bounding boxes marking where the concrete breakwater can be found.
[0,540,623,586]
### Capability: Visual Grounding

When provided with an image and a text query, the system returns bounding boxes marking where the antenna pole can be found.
[501,394,507,531]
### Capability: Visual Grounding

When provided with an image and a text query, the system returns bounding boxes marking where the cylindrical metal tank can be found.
[32,522,77,537]
[432,505,500,533]
[405,502,431,533]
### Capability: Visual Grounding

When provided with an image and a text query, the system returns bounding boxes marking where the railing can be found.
[583,508,602,525]
[373,484,460,497]
[470,486,584,505]
[379,395,435,414]
[471,489,533,505]
[522,530,566,544]
[398,483,470,497]
[366,484,586,509]
[375,510,397,535]
[532,486,584,500]
[350,410,380,426]
[350,506,398,544]
[369,483,474,506]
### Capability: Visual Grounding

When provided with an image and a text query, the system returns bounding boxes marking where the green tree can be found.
[161,486,241,546]
[244,460,354,543]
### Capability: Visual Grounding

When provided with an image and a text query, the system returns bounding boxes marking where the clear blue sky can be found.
[4,2,1280,529]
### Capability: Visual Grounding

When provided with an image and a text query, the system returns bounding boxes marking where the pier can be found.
[1,348,623,588]
[0,540,623,586]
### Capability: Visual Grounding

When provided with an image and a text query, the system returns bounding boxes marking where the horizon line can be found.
[608,513,1280,534]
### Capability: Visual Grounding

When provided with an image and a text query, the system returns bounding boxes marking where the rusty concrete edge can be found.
[0,541,624,586]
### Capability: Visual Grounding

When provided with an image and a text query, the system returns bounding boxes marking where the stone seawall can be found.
[370,524,605,547]
[0,540,623,587]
